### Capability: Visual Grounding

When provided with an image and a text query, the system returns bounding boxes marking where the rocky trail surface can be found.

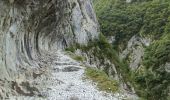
[9,50,122,100]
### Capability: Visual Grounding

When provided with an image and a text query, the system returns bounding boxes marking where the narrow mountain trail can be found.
[9,51,123,100]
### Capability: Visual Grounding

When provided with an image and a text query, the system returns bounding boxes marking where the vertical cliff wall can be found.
[0,0,99,98]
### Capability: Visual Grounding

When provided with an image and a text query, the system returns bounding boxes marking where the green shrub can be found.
[72,55,85,62]
[85,67,119,93]
[65,46,76,53]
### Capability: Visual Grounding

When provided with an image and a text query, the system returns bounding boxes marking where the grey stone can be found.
[120,35,151,70]
[0,0,99,98]
[62,66,82,72]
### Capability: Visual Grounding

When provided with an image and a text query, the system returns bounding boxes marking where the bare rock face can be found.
[0,0,98,98]
[120,35,151,71]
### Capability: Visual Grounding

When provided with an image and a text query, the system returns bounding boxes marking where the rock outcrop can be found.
[120,35,151,70]
[0,0,99,99]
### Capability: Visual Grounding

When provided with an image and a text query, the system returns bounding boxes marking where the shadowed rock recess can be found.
[0,0,99,99]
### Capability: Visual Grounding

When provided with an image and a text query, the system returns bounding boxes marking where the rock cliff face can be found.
[120,35,151,71]
[0,0,99,98]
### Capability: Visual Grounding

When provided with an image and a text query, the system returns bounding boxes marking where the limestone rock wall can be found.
[0,0,98,98]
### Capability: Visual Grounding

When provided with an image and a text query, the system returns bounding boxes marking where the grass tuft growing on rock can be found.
[65,46,76,53]
[66,52,86,62]
[85,67,119,93]
[72,55,85,62]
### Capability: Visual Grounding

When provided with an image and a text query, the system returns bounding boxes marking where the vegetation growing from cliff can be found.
[134,35,170,100]
[66,34,122,93]
[85,67,118,93]
[66,33,130,86]
[93,0,170,99]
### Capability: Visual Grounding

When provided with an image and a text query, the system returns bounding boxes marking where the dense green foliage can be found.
[85,67,118,93]
[134,36,170,100]
[94,0,170,49]
[93,0,170,99]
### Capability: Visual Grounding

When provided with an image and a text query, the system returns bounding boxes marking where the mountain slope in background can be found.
[93,0,170,99]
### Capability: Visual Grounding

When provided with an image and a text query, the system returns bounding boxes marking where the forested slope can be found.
[93,0,170,99]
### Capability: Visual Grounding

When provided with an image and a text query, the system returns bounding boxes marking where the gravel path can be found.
[9,51,121,100]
